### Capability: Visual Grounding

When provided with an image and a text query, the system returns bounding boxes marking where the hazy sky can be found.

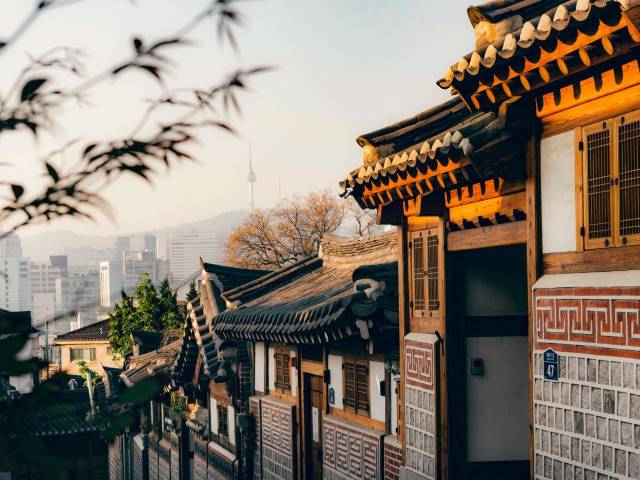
[0,0,475,237]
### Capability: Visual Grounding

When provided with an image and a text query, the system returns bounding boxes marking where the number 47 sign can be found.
[543,349,559,381]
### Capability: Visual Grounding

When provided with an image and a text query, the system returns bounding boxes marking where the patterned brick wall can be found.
[109,436,123,480]
[323,415,383,480]
[170,432,181,480]
[261,396,296,480]
[401,333,438,480]
[383,436,402,480]
[132,434,147,480]
[251,397,262,480]
[207,441,236,479]
[534,287,640,479]
[148,436,159,480]
[158,438,171,479]
[193,438,208,480]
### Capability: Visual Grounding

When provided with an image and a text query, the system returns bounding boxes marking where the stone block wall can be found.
[109,436,123,480]
[534,286,640,479]
[401,333,438,480]
[251,397,262,480]
[384,436,402,480]
[261,396,296,480]
[323,415,384,480]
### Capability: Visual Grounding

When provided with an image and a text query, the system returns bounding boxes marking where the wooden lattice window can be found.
[409,227,441,318]
[274,349,291,393]
[217,404,228,438]
[581,112,640,249]
[343,357,369,416]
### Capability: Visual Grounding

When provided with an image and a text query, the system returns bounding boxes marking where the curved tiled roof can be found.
[438,0,633,101]
[120,339,181,387]
[11,390,97,438]
[213,233,398,343]
[55,319,110,342]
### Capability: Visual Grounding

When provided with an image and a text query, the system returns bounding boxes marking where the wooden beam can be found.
[539,58,640,135]
[543,244,640,274]
[397,220,409,452]
[446,221,526,251]
[525,131,542,480]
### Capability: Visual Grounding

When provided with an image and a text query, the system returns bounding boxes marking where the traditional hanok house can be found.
[109,261,269,480]
[339,1,640,479]
[212,232,400,480]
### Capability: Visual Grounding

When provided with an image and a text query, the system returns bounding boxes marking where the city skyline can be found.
[2,0,474,239]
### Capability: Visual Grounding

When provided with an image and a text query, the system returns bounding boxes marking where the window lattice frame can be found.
[581,111,640,249]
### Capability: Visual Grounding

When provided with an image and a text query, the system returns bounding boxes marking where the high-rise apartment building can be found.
[30,262,63,294]
[0,257,31,311]
[49,255,68,274]
[99,260,122,307]
[0,234,31,312]
[55,273,100,333]
[169,231,224,286]
[122,250,157,294]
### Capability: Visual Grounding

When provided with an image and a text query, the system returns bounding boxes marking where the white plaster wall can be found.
[268,346,275,392]
[228,406,235,445]
[369,360,386,423]
[254,342,265,393]
[541,131,576,253]
[210,397,218,434]
[466,336,529,462]
[327,354,343,409]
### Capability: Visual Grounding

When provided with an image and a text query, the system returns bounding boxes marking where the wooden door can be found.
[304,373,323,480]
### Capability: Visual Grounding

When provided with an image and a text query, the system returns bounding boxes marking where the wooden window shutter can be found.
[282,352,291,391]
[355,359,369,414]
[343,358,356,411]
[583,120,614,249]
[408,225,441,318]
[409,231,426,317]
[426,230,440,312]
[615,111,640,246]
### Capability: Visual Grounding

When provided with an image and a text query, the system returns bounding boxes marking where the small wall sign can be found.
[328,387,335,405]
[543,348,559,381]
[312,407,319,443]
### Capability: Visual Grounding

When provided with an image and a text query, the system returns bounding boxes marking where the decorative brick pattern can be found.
[535,288,640,355]
[261,396,296,480]
[323,415,383,480]
[170,433,180,480]
[403,333,438,480]
[207,441,236,479]
[534,287,640,480]
[109,435,123,480]
[384,436,402,480]
[132,434,147,480]
[148,438,159,480]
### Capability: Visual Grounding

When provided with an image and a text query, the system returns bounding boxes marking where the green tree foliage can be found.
[186,280,198,302]
[109,275,184,358]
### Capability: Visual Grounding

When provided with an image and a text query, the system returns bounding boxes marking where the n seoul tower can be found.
[247,143,256,211]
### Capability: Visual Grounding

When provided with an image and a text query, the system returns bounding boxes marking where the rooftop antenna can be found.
[247,142,256,211]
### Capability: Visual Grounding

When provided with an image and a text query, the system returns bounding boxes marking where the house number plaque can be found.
[543,349,559,381]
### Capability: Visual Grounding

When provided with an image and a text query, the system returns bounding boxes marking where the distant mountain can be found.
[21,210,248,262]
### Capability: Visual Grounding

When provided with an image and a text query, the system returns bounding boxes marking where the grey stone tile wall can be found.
[534,351,640,480]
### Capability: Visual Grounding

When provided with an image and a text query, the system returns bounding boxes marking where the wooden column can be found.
[397,219,409,451]
[526,128,542,479]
